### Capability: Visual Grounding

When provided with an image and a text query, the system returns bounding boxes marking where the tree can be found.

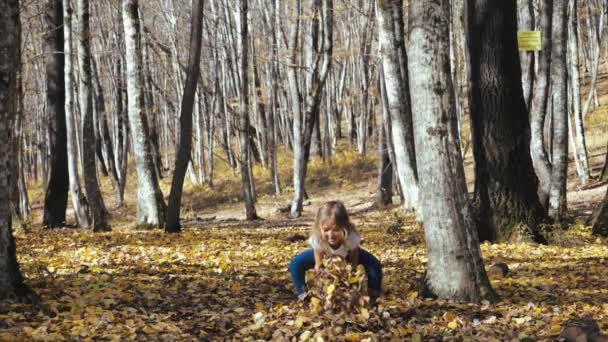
[0,0,39,303]
[376,0,419,213]
[548,0,568,221]
[290,0,333,218]
[42,0,69,228]
[528,0,553,207]
[123,0,166,228]
[237,0,258,220]
[64,0,90,228]
[166,0,204,232]
[468,0,547,242]
[78,0,110,232]
[408,0,495,302]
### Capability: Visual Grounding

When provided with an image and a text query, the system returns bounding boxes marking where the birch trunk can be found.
[376,0,419,213]
[518,0,535,109]
[123,0,166,227]
[64,0,90,227]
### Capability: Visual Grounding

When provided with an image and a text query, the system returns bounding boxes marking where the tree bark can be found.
[548,0,569,221]
[0,0,39,303]
[517,0,535,109]
[589,187,608,236]
[78,0,110,232]
[468,0,547,243]
[376,0,419,213]
[409,0,496,303]
[42,0,69,228]
[528,0,553,208]
[166,0,204,232]
[64,0,90,227]
[123,0,166,227]
[290,0,334,217]
[237,0,258,220]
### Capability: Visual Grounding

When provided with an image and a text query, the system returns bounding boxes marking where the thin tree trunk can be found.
[548,0,569,221]
[518,0,535,109]
[237,0,258,220]
[166,0,205,232]
[408,0,496,303]
[568,0,590,185]
[529,0,553,208]
[290,0,333,218]
[43,0,69,228]
[78,0,110,232]
[376,0,419,213]
[64,0,90,227]
[123,0,166,227]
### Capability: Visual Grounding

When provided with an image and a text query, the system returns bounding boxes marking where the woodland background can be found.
[1,0,608,340]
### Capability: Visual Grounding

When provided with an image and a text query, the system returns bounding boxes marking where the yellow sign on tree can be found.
[518,31,542,51]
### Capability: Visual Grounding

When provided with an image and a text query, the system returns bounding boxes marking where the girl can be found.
[289,201,383,300]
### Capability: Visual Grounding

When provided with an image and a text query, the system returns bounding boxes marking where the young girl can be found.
[289,201,383,300]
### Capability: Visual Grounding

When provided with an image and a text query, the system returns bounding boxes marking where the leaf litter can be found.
[1,209,608,341]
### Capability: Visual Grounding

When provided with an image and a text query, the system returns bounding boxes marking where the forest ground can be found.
[1,107,607,340]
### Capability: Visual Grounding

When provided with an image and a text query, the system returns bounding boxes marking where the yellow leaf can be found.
[310,297,321,313]
[359,308,370,322]
[300,330,312,341]
[448,320,459,329]
[327,283,336,296]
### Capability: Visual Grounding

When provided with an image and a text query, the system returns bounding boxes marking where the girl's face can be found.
[320,218,346,248]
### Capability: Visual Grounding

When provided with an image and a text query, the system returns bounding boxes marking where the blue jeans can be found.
[289,248,382,297]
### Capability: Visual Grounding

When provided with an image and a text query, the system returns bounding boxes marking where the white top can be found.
[310,231,361,258]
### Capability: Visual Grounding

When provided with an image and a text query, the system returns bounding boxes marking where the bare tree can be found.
[529,0,553,207]
[166,0,205,232]
[548,0,568,221]
[290,0,333,218]
[468,0,547,242]
[63,0,90,227]
[78,0,110,231]
[0,0,39,303]
[376,0,419,213]
[42,0,69,228]
[409,0,495,302]
[123,0,166,227]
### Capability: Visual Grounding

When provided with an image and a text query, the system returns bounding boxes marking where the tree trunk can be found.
[376,0,419,213]
[567,0,590,185]
[0,0,39,303]
[548,0,569,221]
[376,107,393,208]
[237,0,258,220]
[517,0,535,109]
[468,0,547,243]
[43,0,69,228]
[123,0,166,227]
[409,0,495,303]
[290,0,333,218]
[166,0,204,232]
[529,0,553,208]
[64,0,90,227]
[269,0,281,194]
[78,0,110,232]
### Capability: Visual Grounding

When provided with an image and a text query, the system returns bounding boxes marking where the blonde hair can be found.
[311,201,357,243]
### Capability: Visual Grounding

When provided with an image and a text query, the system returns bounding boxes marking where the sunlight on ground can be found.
[4,209,608,340]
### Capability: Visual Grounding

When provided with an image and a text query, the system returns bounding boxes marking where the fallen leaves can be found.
[1,211,608,340]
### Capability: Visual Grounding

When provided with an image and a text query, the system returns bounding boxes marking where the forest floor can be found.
[2,108,608,341]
